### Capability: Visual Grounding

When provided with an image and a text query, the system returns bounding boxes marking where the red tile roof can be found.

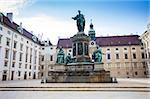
[57,35,141,48]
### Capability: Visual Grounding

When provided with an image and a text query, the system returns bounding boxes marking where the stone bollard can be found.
[113,77,117,83]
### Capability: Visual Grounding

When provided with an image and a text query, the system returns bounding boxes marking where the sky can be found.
[0,0,149,45]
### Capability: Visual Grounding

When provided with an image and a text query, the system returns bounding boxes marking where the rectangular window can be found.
[34,50,37,64]
[30,48,32,55]
[124,54,128,59]
[13,41,17,49]
[50,55,53,61]
[126,72,129,75]
[0,26,2,31]
[26,46,29,53]
[13,51,16,60]
[30,55,32,63]
[142,62,145,68]
[19,53,23,61]
[25,64,27,69]
[133,53,136,59]
[25,54,28,62]
[6,38,10,46]
[19,63,22,68]
[135,72,138,75]
[141,52,145,59]
[41,55,44,61]
[5,49,9,59]
[0,35,2,44]
[41,65,44,69]
[29,72,31,76]
[116,53,119,59]
[12,62,15,67]
[18,71,21,76]
[107,53,111,60]
[20,43,23,51]
[4,61,8,67]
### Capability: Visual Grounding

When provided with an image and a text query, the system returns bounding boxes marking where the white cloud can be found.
[15,14,77,44]
[0,0,35,15]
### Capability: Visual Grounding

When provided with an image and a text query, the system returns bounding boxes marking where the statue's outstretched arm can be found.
[72,16,77,20]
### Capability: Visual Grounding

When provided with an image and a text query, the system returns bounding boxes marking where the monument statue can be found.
[56,47,65,64]
[92,47,102,62]
[72,10,85,32]
[65,53,72,64]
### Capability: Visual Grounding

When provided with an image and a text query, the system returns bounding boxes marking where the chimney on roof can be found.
[7,13,13,22]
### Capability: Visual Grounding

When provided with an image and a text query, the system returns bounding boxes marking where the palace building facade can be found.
[140,23,150,77]
[0,13,41,81]
[0,13,148,81]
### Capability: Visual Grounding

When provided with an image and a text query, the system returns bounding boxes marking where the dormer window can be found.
[32,36,37,42]
[17,22,23,34]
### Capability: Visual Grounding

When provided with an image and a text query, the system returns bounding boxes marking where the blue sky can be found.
[0,0,149,44]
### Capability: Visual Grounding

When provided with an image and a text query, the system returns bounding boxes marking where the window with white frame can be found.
[13,41,17,49]
[107,53,111,60]
[6,38,10,46]
[13,51,16,60]
[0,26,2,31]
[116,53,119,59]
[0,35,2,44]
[20,43,23,51]
[19,52,23,61]
[4,61,8,67]
[124,53,128,59]
[5,49,9,59]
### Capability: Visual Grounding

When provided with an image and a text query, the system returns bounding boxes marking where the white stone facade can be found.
[0,16,41,81]
[140,23,150,77]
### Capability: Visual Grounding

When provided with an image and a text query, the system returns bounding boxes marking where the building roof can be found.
[57,35,141,48]
[96,35,141,47]
[57,38,72,48]
[0,13,44,45]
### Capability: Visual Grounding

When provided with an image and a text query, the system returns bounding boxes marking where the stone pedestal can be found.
[71,32,91,62]
[46,32,113,83]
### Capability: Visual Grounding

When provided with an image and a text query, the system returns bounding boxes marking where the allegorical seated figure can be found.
[65,53,72,64]
[56,47,65,64]
[92,47,102,63]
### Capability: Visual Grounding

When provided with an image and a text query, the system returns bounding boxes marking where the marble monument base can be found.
[46,63,112,83]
